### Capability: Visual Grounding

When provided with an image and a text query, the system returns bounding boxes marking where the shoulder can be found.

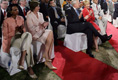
[38,12,43,16]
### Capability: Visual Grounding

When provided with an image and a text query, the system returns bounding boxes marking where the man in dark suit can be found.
[65,0,112,58]
[48,0,65,45]
[0,0,9,48]
[40,0,49,21]
[18,0,29,21]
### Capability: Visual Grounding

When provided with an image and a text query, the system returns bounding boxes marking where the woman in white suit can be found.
[26,1,57,70]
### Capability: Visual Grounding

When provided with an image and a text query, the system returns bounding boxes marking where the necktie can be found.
[23,8,26,16]
[4,10,6,17]
[75,9,79,16]
[53,7,60,19]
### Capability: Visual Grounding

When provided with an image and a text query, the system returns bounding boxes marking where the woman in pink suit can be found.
[82,0,101,52]
[2,4,37,78]
[26,1,57,70]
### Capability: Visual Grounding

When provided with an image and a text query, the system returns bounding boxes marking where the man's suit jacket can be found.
[0,10,4,27]
[0,10,4,37]
[18,5,29,21]
[102,1,114,16]
[91,3,104,20]
[40,3,49,21]
[113,2,118,19]
[65,7,86,34]
[48,6,64,26]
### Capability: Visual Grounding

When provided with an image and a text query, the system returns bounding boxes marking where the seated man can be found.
[91,0,107,35]
[65,0,112,58]
[48,0,65,45]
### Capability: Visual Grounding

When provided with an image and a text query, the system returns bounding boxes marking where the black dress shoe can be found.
[86,49,94,58]
[107,34,112,40]
[101,34,112,43]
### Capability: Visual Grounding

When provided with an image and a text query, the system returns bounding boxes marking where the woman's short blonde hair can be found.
[83,0,90,6]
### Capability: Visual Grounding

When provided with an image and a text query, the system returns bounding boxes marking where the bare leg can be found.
[48,38,54,59]
[19,50,26,66]
[43,31,56,69]
[93,36,99,52]
[43,31,53,60]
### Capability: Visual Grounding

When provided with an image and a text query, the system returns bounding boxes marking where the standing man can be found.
[0,0,9,48]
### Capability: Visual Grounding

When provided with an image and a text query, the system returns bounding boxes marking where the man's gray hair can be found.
[71,0,77,6]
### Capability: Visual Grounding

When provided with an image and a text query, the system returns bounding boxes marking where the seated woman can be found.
[2,4,37,78]
[82,0,101,52]
[26,1,57,70]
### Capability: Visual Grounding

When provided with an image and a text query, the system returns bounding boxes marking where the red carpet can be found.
[52,41,118,80]
[106,22,118,52]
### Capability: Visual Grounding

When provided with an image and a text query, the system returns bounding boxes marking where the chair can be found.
[0,41,55,75]
[113,17,118,28]
[64,33,87,52]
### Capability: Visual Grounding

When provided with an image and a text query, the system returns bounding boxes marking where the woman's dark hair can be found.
[9,0,19,5]
[29,1,40,11]
[7,4,18,17]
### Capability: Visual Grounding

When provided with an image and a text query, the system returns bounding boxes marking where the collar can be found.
[1,8,6,13]
[20,5,25,11]
[73,7,77,11]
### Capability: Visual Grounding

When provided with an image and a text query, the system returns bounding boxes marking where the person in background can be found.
[2,4,37,79]
[113,0,118,28]
[63,0,72,11]
[27,1,57,70]
[0,0,9,48]
[18,0,30,21]
[62,0,66,8]
[82,0,101,52]
[91,0,107,35]
[48,0,65,45]
[40,0,49,21]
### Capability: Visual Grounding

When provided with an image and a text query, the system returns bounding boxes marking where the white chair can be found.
[64,33,87,52]
[0,41,55,75]
[57,25,67,39]
[113,17,118,28]
[0,47,27,75]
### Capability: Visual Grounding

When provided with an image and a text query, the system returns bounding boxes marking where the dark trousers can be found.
[67,22,103,52]
[0,27,2,48]
[51,22,65,45]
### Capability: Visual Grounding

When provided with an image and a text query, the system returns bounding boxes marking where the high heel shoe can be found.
[17,61,24,70]
[42,54,52,62]
[44,61,57,70]
[28,73,38,79]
